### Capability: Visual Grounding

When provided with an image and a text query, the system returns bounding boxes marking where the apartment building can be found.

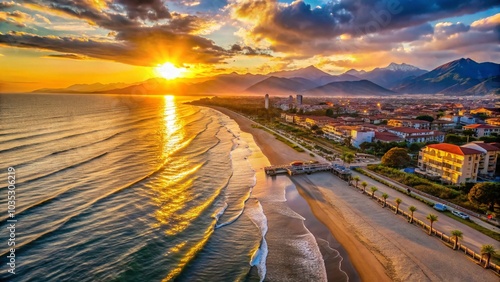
[418,143,482,184]
[388,127,445,143]
[461,142,500,178]
[463,124,500,137]
[388,119,430,129]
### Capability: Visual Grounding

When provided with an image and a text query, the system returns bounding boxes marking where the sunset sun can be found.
[155,62,186,79]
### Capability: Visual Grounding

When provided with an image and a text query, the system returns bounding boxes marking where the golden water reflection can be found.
[152,95,199,236]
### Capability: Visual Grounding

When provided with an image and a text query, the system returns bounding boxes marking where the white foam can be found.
[247,200,268,282]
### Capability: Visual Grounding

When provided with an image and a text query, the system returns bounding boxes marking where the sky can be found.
[0,0,499,92]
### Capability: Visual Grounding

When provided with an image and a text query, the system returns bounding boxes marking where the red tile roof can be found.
[426,143,482,156]
[374,132,403,142]
[389,127,432,134]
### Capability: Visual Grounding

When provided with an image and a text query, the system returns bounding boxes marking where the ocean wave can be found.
[0,151,109,190]
[247,199,268,282]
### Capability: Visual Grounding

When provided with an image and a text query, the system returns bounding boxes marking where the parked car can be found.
[433,203,447,211]
[452,210,470,220]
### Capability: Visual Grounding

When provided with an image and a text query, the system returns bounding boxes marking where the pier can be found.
[264,161,352,179]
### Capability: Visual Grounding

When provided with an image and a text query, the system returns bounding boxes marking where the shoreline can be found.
[210,106,390,281]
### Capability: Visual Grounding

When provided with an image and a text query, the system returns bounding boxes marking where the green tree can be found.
[381,147,411,168]
[326,108,334,117]
[426,214,438,235]
[341,152,355,167]
[462,129,476,137]
[381,193,389,207]
[450,230,463,250]
[361,181,368,194]
[468,182,500,211]
[408,142,423,153]
[481,244,496,269]
[353,176,360,188]
[408,206,417,223]
[416,115,434,123]
[370,186,378,198]
[359,142,371,153]
[395,198,402,214]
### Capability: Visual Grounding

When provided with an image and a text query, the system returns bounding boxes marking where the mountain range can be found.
[34,58,500,96]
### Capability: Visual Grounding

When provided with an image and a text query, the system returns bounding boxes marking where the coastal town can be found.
[193,93,500,277]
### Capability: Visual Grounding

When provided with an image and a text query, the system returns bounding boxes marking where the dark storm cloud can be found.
[114,0,170,20]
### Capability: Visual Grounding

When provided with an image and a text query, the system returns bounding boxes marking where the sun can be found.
[155,62,186,80]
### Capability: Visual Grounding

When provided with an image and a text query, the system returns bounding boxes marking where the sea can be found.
[0,94,347,282]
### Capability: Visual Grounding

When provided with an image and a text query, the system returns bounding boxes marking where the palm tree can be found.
[381,193,389,207]
[426,214,438,235]
[408,206,417,223]
[394,198,402,214]
[450,230,463,250]
[353,176,360,188]
[370,186,378,198]
[480,244,496,269]
[341,152,355,167]
[361,181,368,194]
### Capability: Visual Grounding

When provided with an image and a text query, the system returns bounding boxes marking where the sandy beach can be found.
[212,106,499,282]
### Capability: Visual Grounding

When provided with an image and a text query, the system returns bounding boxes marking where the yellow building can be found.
[418,143,482,184]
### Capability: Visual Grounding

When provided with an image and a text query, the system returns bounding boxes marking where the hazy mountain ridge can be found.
[344,63,427,88]
[33,58,500,96]
[305,80,396,96]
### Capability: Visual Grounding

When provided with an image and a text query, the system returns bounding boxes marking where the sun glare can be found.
[155,62,186,80]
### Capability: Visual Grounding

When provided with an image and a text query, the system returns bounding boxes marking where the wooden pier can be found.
[264,161,352,179]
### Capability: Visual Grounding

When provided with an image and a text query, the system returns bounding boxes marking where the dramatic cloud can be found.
[0,10,34,27]
[0,0,247,65]
[230,0,500,56]
[0,30,232,65]
[0,1,16,10]
[471,12,500,31]
[434,22,470,39]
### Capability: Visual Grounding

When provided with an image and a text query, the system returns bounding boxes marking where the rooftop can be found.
[425,143,482,156]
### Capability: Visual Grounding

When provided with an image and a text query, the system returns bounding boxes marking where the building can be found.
[417,143,482,184]
[387,119,430,130]
[373,131,404,143]
[485,118,500,126]
[323,124,354,142]
[296,94,303,105]
[453,115,481,125]
[461,142,500,178]
[265,94,269,109]
[288,95,294,105]
[351,129,375,148]
[305,116,336,128]
[470,107,500,117]
[463,124,500,137]
[387,127,445,143]
[430,120,455,131]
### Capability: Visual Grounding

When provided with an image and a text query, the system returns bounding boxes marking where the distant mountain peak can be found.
[385,62,421,72]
